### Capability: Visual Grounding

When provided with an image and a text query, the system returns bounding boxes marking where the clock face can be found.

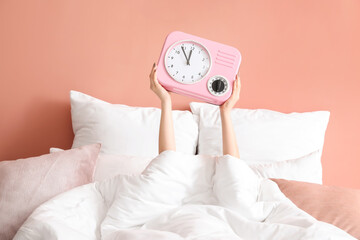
[164,40,211,84]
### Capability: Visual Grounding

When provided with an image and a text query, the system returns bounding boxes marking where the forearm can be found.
[158,99,176,153]
[220,108,240,158]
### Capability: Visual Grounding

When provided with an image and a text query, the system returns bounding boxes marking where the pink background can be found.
[0,1,359,188]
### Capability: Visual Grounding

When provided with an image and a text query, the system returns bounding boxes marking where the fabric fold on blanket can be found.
[14,151,355,240]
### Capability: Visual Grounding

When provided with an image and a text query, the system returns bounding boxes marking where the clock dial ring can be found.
[164,39,212,85]
[207,75,229,96]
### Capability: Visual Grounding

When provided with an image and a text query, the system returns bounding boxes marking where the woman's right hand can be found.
[149,63,171,103]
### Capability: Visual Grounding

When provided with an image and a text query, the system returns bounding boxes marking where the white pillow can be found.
[50,147,321,183]
[190,102,330,161]
[70,91,198,157]
[190,102,330,184]
[50,148,152,182]
[248,150,322,183]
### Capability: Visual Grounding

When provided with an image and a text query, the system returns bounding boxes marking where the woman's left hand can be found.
[220,75,241,112]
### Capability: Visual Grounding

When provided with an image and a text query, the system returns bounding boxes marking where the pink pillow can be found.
[0,143,100,240]
[272,179,360,239]
[51,147,154,181]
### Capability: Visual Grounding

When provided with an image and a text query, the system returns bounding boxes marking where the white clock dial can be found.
[165,40,211,84]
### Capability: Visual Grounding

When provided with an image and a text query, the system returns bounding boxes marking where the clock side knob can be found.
[207,76,229,96]
[212,79,225,93]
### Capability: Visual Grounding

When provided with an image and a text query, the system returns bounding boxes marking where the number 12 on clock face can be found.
[165,40,211,84]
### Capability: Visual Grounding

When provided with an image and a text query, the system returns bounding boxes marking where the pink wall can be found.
[0,1,359,188]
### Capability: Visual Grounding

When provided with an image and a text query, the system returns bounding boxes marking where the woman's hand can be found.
[219,75,241,159]
[149,63,175,153]
[220,75,241,113]
[149,63,171,103]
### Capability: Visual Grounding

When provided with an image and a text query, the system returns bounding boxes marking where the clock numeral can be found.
[165,41,210,84]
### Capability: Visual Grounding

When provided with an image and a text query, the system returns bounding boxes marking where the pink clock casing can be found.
[157,31,241,105]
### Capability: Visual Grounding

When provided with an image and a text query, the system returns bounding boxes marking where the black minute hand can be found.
[181,46,190,65]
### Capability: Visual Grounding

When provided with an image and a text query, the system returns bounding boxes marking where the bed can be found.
[1,91,359,239]
[14,151,355,239]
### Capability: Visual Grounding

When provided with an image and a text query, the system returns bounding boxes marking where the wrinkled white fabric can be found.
[15,151,354,240]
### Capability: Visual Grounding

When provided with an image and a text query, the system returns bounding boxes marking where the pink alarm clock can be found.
[157,31,241,105]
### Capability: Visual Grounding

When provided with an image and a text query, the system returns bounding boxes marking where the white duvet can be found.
[14,151,354,240]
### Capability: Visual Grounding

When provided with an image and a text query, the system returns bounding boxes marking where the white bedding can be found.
[14,151,354,240]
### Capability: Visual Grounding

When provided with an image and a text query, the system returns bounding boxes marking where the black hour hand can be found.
[187,50,193,65]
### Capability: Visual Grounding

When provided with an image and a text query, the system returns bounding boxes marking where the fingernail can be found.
[153,63,155,67]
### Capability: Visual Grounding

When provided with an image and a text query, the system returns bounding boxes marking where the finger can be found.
[153,69,159,84]
[232,77,238,92]
[229,87,237,100]
[150,63,157,76]
[150,63,155,74]
[228,84,239,103]
[234,75,241,94]
[150,71,155,87]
